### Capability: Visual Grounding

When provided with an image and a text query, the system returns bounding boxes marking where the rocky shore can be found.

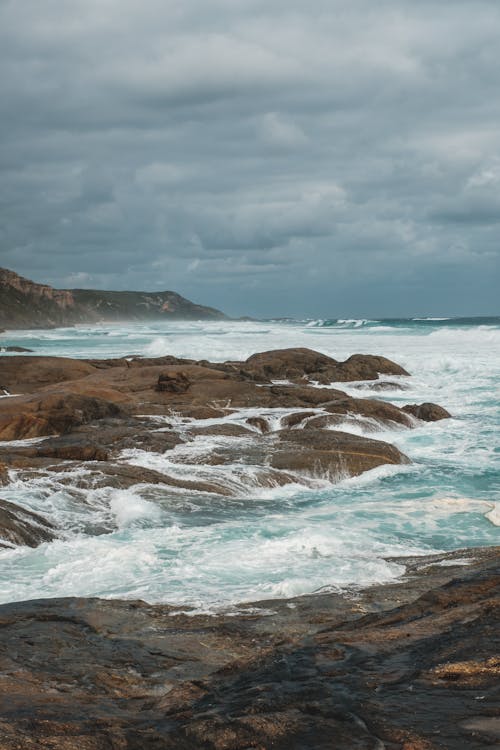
[0,346,498,748]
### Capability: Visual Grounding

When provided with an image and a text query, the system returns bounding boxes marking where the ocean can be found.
[0,316,498,612]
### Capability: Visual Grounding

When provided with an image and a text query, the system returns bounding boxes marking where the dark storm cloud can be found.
[1,0,499,316]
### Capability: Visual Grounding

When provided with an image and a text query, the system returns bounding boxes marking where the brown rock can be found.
[281,411,320,428]
[328,353,410,381]
[0,356,97,393]
[0,461,8,485]
[243,347,339,381]
[0,391,127,440]
[323,396,413,427]
[0,498,56,547]
[188,423,253,438]
[246,416,271,433]
[156,371,191,393]
[240,348,409,385]
[402,402,452,421]
[271,428,408,476]
[34,436,109,462]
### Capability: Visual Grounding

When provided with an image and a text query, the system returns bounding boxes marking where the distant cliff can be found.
[0,268,226,329]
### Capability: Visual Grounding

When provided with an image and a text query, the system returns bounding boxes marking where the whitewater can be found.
[0,317,498,611]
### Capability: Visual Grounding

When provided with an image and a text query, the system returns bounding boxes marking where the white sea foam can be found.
[485,503,500,526]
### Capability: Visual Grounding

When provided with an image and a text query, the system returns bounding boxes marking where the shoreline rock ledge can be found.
[0,547,498,748]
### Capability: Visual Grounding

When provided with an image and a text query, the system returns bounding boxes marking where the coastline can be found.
[0,337,498,746]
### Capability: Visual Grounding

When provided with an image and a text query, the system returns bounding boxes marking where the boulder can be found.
[270,429,409,477]
[0,498,56,547]
[326,354,410,381]
[243,348,339,381]
[240,348,409,384]
[402,402,452,421]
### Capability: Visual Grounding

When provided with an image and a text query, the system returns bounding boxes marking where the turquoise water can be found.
[0,317,498,610]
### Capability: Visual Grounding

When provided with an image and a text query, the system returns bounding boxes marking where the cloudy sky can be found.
[0,0,499,317]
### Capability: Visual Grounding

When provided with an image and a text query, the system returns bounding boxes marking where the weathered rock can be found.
[241,349,410,384]
[0,392,127,440]
[156,371,191,393]
[188,423,253,438]
[47,462,234,496]
[246,416,271,433]
[0,548,497,748]
[0,498,56,547]
[270,429,408,477]
[243,347,339,381]
[327,353,410,381]
[353,380,408,391]
[0,462,8,486]
[280,410,318,428]
[0,356,98,393]
[402,402,452,421]
[322,396,413,427]
[33,436,109,462]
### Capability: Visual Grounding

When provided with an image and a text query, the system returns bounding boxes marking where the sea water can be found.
[0,317,498,611]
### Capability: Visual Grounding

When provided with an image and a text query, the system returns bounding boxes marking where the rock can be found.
[47,462,234,496]
[327,353,410,381]
[0,356,98,393]
[33,436,109,462]
[402,402,452,421]
[0,391,127,440]
[0,461,9,485]
[0,498,56,547]
[0,548,497,748]
[271,429,409,477]
[246,416,271,433]
[181,406,228,420]
[243,348,339,381]
[240,349,410,384]
[188,423,253,438]
[353,380,408,391]
[156,371,191,393]
[281,411,318,428]
[323,396,413,427]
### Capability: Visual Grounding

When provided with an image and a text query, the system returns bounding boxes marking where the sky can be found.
[0,0,499,318]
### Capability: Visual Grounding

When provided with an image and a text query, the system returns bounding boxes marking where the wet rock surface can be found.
[0,547,497,748]
[402,402,452,422]
[0,498,56,547]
